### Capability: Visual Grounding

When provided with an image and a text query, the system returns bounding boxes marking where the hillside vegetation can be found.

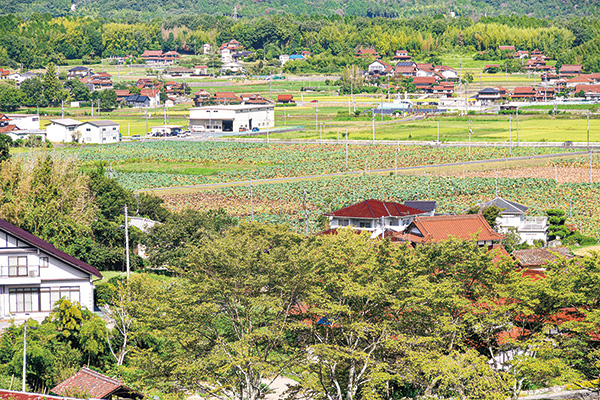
[2,0,600,19]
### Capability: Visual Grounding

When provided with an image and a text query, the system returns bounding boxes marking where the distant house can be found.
[213,92,242,104]
[202,43,212,54]
[355,48,379,58]
[403,201,436,216]
[86,72,113,90]
[477,87,508,102]
[498,45,516,52]
[3,114,40,130]
[393,214,505,246]
[220,61,246,74]
[565,75,593,88]
[559,64,583,77]
[68,66,92,79]
[124,95,151,108]
[395,62,417,77]
[193,89,211,106]
[368,60,392,75]
[575,84,600,100]
[233,51,254,61]
[240,93,270,105]
[279,55,290,66]
[166,66,193,77]
[324,199,430,238]
[115,90,131,102]
[0,68,10,79]
[7,71,37,85]
[52,367,143,400]
[434,65,458,80]
[512,247,574,279]
[412,76,437,88]
[479,197,548,245]
[141,50,181,64]
[140,89,161,107]
[301,51,311,58]
[0,218,101,319]
[277,94,294,103]
[77,120,120,144]
[393,50,411,61]
[515,50,529,59]
[194,65,209,75]
[511,86,537,99]
[45,118,82,143]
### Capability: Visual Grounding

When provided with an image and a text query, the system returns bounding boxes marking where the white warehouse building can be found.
[188,104,274,133]
[78,120,121,144]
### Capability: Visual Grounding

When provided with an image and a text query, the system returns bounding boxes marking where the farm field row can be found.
[44,141,585,190]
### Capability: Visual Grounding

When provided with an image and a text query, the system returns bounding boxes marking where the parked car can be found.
[131,134,141,140]
[178,131,191,137]
[310,99,319,103]
[251,127,260,132]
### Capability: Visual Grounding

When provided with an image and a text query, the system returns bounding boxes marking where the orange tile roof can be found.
[51,368,143,399]
[394,214,504,243]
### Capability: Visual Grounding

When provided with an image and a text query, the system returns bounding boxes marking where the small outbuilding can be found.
[77,120,120,144]
[51,367,144,400]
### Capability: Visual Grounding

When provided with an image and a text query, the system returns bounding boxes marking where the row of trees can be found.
[1,14,599,69]
[7,224,600,400]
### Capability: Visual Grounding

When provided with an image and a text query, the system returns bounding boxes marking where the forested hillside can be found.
[3,0,600,19]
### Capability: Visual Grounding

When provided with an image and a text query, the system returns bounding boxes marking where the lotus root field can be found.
[48,141,599,238]
[55,141,584,190]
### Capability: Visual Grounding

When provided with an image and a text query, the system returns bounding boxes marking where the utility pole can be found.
[516,107,519,147]
[437,121,440,142]
[372,108,375,144]
[91,100,94,117]
[590,151,593,184]
[315,105,318,130]
[124,204,130,279]
[22,323,27,392]
[509,117,512,156]
[345,129,348,170]
[250,184,254,222]
[468,118,471,159]
[61,100,64,119]
[394,148,397,175]
[587,111,590,151]
[320,123,322,144]
[303,189,308,236]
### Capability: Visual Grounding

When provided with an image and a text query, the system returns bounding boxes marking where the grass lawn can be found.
[269,114,600,142]
[95,270,125,283]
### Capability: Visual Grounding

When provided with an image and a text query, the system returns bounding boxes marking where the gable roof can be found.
[403,201,436,213]
[0,219,101,278]
[51,368,143,399]
[0,389,82,400]
[394,214,505,243]
[512,247,574,268]
[48,118,81,127]
[560,64,582,72]
[480,197,528,214]
[125,95,150,103]
[79,120,119,127]
[325,199,426,219]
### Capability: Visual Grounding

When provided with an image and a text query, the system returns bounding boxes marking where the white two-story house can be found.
[0,218,102,320]
[325,199,430,238]
[480,197,548,245]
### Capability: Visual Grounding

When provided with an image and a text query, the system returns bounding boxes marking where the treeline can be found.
[3,0,600,19]
[3,224,600,400]
[2,14,600,69]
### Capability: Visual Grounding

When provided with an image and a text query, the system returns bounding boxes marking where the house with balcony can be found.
[0,218,102,320]
[323,199,430,239]
[479,197,548,245]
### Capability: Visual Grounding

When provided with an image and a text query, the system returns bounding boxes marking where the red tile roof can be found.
[412,77,437,84]
[394,214,505,243]
[325,199,427,219]
[0,124,18,133]
[277,94,294,102]
[140,89,159,97]
[576,84,600,93]
[499,45,515,50]
[0,390,81,400]
[51,368,142,399]
[560,64,582,72]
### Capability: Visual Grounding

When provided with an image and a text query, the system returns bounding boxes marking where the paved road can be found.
[138,151,588,193]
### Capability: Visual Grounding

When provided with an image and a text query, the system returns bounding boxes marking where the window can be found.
[9,288,40,313]
[339,219,349,226]
[8,256,27,277]
[40,287,80,312]
[86,128,91,132]
[389,219,398,226]
[359,221,371,228]
[40,257,49,268]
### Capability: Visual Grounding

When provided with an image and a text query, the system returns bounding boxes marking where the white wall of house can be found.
[6,114,40,130]
[46,123,79,143]
[368,61,387,73]
[78,122,120,144]
[0,231,96,320]
[329,215,420,236]
[496,214,548,245]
